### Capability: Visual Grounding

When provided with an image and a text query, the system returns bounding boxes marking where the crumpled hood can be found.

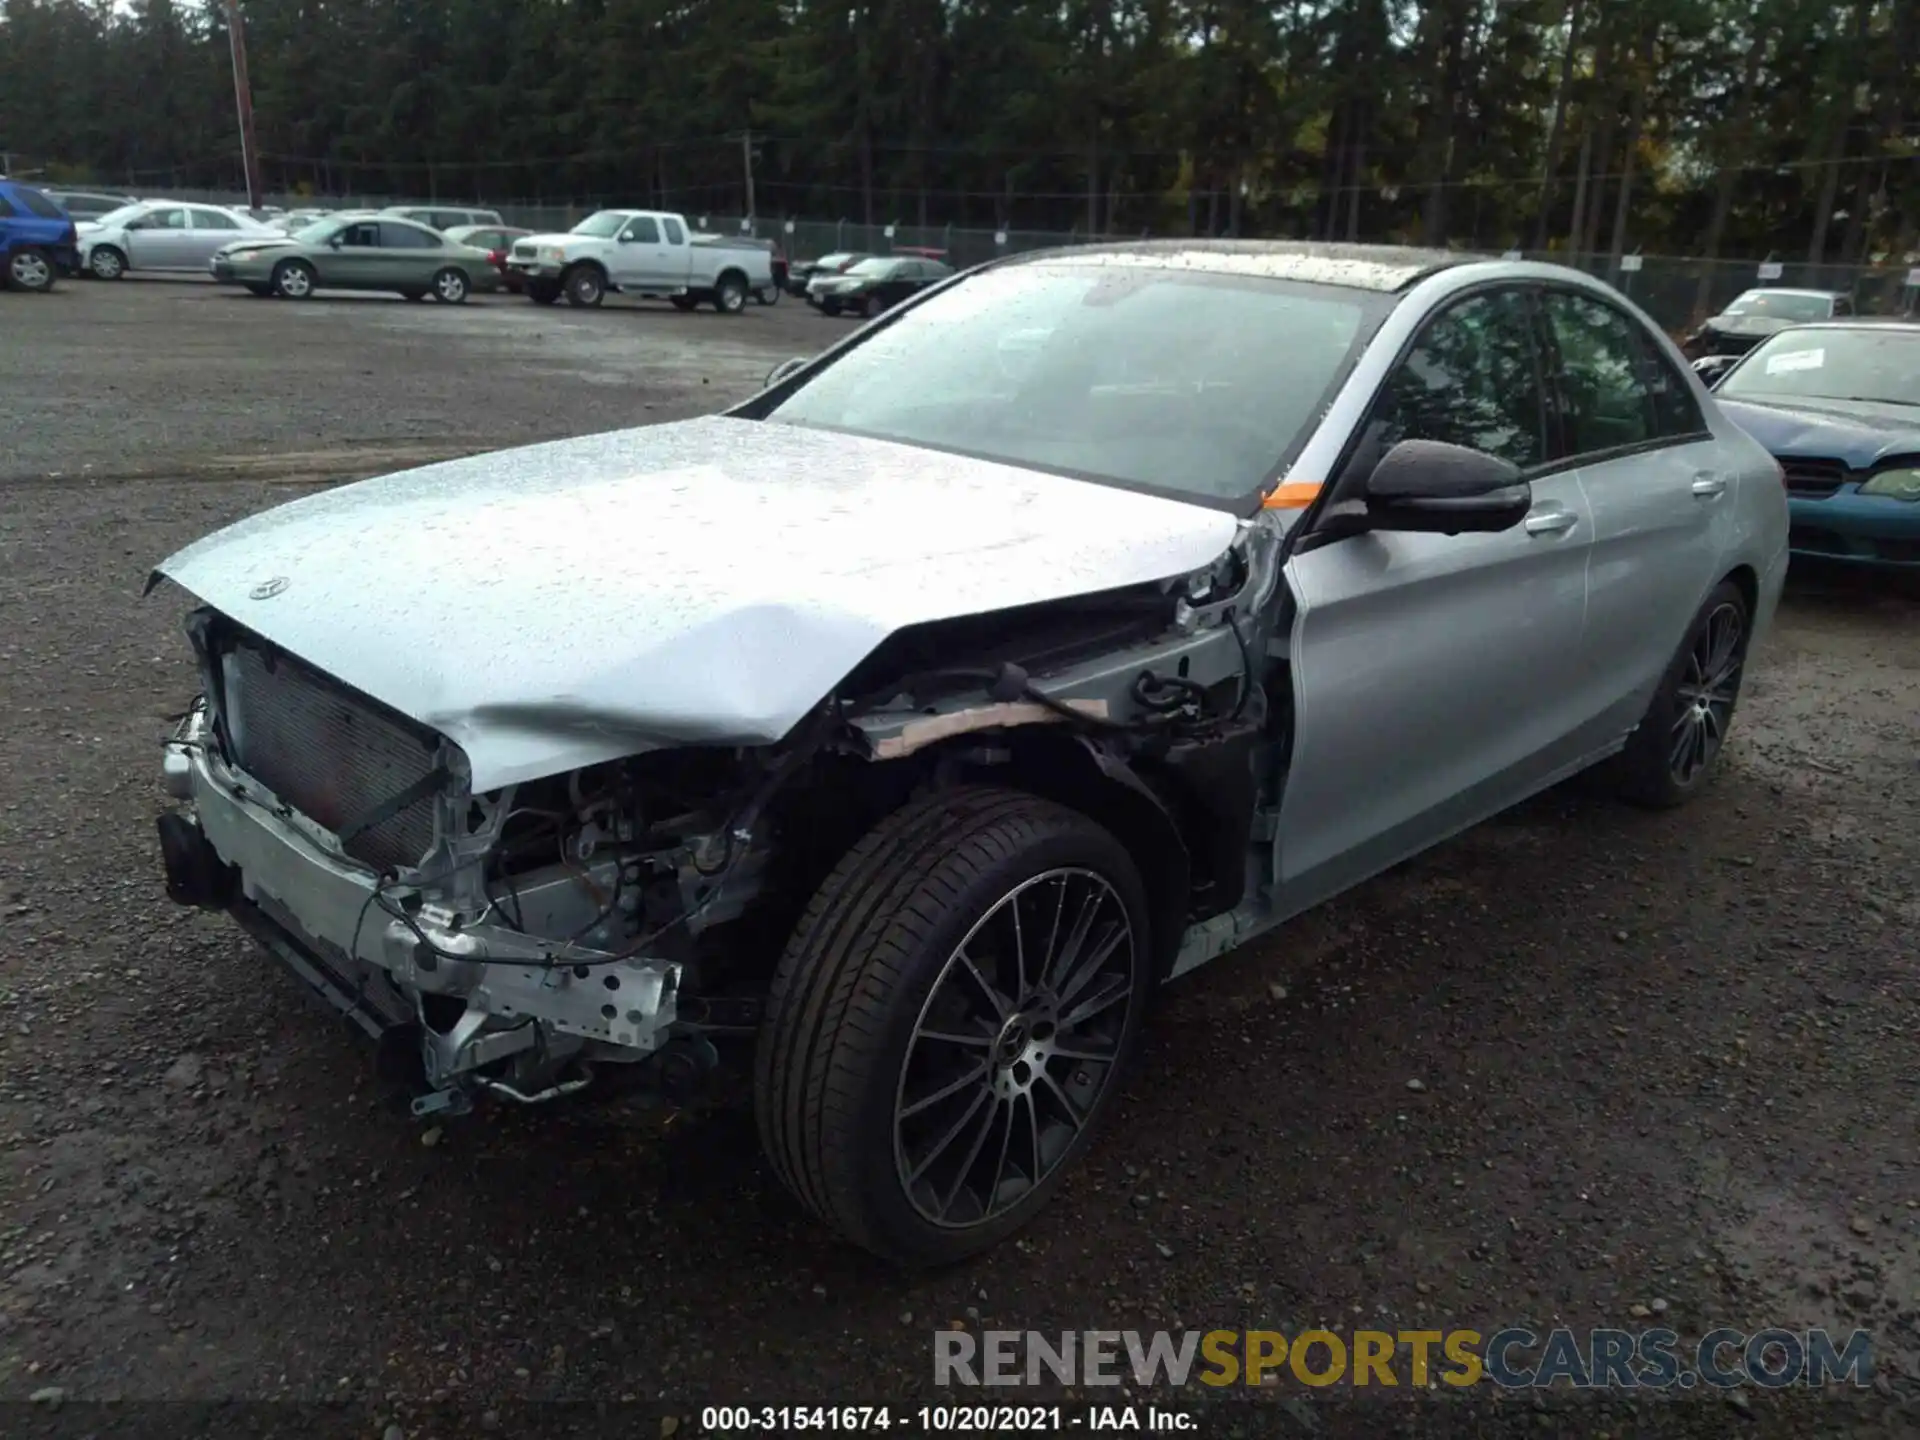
[1715,396,1920,470]
[1707,315,1796,338]
[154,416,1239,790]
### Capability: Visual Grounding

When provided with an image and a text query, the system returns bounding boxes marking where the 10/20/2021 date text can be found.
[700,1405,1198,1431]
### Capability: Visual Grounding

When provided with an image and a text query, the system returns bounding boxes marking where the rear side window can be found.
[1366,289,1548,470]
[1542,291,1657,456]
[17,188,65,219]
[191,207,239,230]
[662,217,685,244]
[380,222,440,249]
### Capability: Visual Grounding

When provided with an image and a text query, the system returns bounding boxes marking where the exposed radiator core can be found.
[218,638,441,872]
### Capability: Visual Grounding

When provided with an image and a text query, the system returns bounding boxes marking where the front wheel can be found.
[271,258,316,300]
[89,245,127,281]
[563,265,605,308]
[6,246,55,293]
[1603,578,1751,809]
[756,787,1153,1266]
[432,267,469,304]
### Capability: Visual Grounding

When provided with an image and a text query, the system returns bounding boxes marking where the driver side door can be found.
[1273,285,1597,916]
[612,214,670,290]
[126,206,191,268]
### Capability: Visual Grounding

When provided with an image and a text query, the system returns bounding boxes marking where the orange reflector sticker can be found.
[1262,481,1323,510]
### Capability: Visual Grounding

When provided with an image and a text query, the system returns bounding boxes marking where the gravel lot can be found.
[1,279,1916,1438]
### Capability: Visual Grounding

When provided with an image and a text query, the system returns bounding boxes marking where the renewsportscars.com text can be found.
[933,1328,1873,1390]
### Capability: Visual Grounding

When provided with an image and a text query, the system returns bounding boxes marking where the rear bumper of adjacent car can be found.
[1787,493,1920,567]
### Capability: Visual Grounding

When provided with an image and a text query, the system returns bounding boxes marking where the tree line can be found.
[1,0,1915,265]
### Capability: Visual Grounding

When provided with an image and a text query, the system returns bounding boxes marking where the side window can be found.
[1542,291,1658,456]
[18,188,64,219]
[1634,330,1707,438]
[191,208,239,230]
[1365,289,1547,471]
[0,194,15,218]
[143,207,189,230]
[622,216,661,244]
[430,212,463,232]
[341,221,382,247]
[380,222,440,249]
[661,217,685,245]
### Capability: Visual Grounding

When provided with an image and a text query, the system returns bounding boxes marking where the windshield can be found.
[1720,328,1920,408]
[291,220,339,244]
[847,258,896,277]
[91,203,145,228]
[763,261,1379,504]
[570,211,630,238]
[1722,291,1833,322]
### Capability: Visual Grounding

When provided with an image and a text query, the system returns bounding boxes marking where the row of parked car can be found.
[0,180,953,319]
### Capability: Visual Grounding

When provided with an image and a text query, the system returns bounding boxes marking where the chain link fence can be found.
[102,185,1920,332]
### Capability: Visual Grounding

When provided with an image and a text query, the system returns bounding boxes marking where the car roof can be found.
[999,238,1474,292]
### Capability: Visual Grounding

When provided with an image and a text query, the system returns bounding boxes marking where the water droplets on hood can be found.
[155,414,1239,789]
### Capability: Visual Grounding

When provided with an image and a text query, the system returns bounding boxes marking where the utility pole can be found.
[223,0,265,210]
[741,129,756,223]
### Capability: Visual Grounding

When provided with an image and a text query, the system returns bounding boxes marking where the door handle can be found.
[1691,473,1728,498]
[1524,509,1579,536]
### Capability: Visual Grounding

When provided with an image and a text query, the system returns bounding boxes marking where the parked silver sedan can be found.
[149,242,1786,1265]
[76,200,279,279]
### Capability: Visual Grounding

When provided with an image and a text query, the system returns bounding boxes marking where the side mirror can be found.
[1362,439,1530,535]
[765,356,809,389]
[1690,355,1735,389]
[327,236,343,249]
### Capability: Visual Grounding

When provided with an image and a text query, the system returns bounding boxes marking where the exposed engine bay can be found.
[157,521,1286,1117]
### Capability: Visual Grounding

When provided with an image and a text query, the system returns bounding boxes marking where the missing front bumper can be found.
[160,715,683,1101]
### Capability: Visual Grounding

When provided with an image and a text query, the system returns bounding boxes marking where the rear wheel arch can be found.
[1721,562,1758,618]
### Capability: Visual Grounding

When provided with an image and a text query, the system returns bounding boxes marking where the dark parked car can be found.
[1683,288,1852,361]
[1699,319,1920,569]
[41,188,137,221]
[787,250,868,297]
[0,178,79,292]
[444,223,534,292]
[809,254,954,317]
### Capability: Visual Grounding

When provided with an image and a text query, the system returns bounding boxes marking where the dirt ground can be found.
[0,279,1915,1439]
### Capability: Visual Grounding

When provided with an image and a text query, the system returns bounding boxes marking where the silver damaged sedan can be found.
[149,241,1788,1265]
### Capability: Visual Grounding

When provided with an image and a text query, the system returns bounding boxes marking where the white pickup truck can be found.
[506,209,774,313]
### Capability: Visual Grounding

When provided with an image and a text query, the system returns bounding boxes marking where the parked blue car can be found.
[0,177,80,292]
[1696,319,1920,569]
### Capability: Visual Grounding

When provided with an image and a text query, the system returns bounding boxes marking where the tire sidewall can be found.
[273,260,314,299]
[90,246,126,281]
[845,814,1155,1265]
[1625,579,1751,804]
[7,247,53,292]
[566,265,604,306]
[434,267,468,303]
[717,276,746,313]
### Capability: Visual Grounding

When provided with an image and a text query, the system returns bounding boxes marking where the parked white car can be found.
[78,201,280,280]
[505,209,774,312]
